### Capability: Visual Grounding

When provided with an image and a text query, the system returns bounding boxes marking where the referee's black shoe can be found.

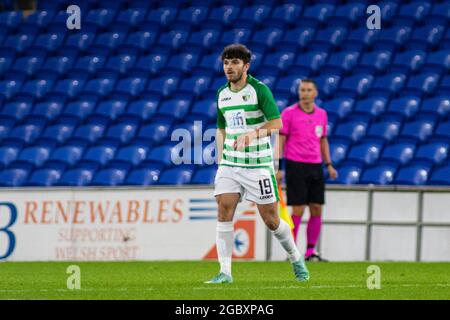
[305,253,328,262]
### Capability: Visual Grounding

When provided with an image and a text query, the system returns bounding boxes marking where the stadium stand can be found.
[0,0,449,186]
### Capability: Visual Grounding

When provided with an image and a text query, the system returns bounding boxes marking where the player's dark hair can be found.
[301,79,318,90]
[221,44,252,64]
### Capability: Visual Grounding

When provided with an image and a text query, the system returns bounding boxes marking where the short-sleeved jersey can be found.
[216,74,280,168]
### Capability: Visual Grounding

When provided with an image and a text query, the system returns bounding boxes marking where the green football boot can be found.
[292,256,310,282]
[204,272,233,284]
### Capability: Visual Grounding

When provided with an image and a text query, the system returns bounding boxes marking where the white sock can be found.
[216,221,234,276]
[272,219,301,263]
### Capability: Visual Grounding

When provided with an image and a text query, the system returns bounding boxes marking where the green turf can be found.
[0,261,449,300]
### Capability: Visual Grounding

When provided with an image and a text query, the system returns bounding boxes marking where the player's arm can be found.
[321,137,338,179]
[216,128,225,163]
[234,118,281,150]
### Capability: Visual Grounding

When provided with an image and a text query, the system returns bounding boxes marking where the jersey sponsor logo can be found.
[220,96,231,102]
[242,93,251,102]
[226,109,246,130]
[315,125,323,138]
[259,194,274,200]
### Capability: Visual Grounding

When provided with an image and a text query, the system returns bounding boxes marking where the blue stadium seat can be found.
[185,99,216,124]
[262,51,295,72]
[347,140,384,165]
[315,74,341,99]
[35,124,74,147]
[66,124,105,147]
[59,99,97,125]
[115,77,147,98]
[77,146,116,170]
[158,30,189,50]
[191,168,216,184]
[98,123,138,146]
[57,165,94,186]
[147,75,179,97]
[116,8,146,28]
[238,5,271,26]
[21,10,54,32]
[367,121,401,142]
[71,55,106,74]
[90,168,127,186]
[101,54,137,76]
[81,77,116,97]
[17,79,53,99]
[118,98,159,124]
[250,28,284,49]
[0,80,22,99]
[403,72,440,97]
[0,146,19,169]
[44,145,84,170]
[393,1,431,27]
[134,124,171,146]
[338,74,373,98]
[334,120,368,143]
[145,145,176,168]
[421,96,450,117]
[407,25,444,51]
[0,119,14,141]
[84,8,115,28]
[63,32,96,52]
[125,168,160,186]
[375,26,412,51]
[1,101,32,122]
[329,2,365,27]
[399,120,435,142]
[11,146,51,170]
[205,5,240,26]
[310,27,347,52]
[330,164,362,184]
[147,7,178,27]
[355,50,391,74]
[302,4,335,27]
[179,75,212,97]
[91,32,126,53]
[26,168,61,186]
[427,2,450,27]
[178,6,209,26]
[131,54,167,77]
[275,75,303,97]
[435,121,450,139]
[386,96,420,120]
[322,98,354,120]
[278,27,315,52]
[2,124,42,148]
[0,52,15,76]
[429,165,450,185]
[219,28,253,46]
[378,1,399,23]
[87,99,127,124]
[155,98,191,122]
[269,3,302,27]
[50,78,85,99]
[158,167,194,185]
[121,31,157,53]
[369,73,406,97]
[329,139,351,166]
[342,27,380,52]
[415,141,448,165]
[395,163,431,185]
[292,51,327,75]
[109,146,148,170]
[0,168,29,187]
[31,33,65,52]
[440,75,450,94]
[381,142,416,165]
[3,34,35,53]
[41,55,76,75]
[391,50,426,74]
[323,51,360,76]
[9,55,45,77]
[360,164,397,185]
[423,49,450,74]
[353,97,387,118]
[187,29,221,49]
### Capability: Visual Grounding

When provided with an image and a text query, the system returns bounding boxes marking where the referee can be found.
[276,79,338,262]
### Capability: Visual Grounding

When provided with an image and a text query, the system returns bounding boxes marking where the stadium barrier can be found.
[0,185,449,262]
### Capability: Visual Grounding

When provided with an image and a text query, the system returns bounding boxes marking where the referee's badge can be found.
[315,125,323,138]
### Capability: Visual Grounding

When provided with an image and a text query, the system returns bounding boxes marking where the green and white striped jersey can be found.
[216,74,280,168]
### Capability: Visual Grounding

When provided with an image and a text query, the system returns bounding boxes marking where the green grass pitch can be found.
[0,261,449,300]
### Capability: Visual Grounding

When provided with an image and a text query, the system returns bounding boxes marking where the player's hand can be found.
[234,131,257,151]
[276,170,283,186]
[328,165,338,180]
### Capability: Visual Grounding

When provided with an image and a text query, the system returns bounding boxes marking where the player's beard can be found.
[228,69,244,83]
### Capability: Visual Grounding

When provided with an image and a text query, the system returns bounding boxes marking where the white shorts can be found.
[213,165,280,205]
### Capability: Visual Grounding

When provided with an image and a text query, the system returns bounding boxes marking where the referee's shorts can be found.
[285,159,325,206]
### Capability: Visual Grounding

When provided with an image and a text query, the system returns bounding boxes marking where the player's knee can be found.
[309,203,322,216]
[292,206,306,216]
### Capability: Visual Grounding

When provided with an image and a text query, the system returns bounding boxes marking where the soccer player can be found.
[276,79,338,262]
[205,44,309,284]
